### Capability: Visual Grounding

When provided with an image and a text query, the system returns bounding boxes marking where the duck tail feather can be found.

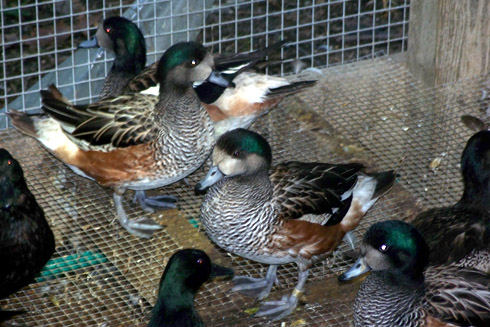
[372,170,397,199]
[351,170,396,215]
[266,80,317,97]
[214,40,287,73]
[41,87,88,127]
[47,84,72,105]
[6,110,40,138]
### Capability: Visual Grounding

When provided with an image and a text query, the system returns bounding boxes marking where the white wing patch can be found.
[34,116,79,157]
[140,84,160,96]
[211,72,290,114]
[351,175,378,213]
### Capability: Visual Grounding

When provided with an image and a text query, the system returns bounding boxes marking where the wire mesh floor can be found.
[0,54,486,326]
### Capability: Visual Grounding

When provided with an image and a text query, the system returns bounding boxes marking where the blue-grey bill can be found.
[338,256,371,282]
[78,37,99,49]
[195,166,224,192]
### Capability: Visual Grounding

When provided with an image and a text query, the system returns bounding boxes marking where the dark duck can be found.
[339,220,490,327]
[196,128,396,320]
[148,249,233,327]
[0,149,55,321]
[411,130,490,273]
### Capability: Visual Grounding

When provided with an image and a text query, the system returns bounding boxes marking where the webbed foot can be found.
[254,293,298,320]
[132,190,177,213]
[231,265,277,300]
[114,192,163,238]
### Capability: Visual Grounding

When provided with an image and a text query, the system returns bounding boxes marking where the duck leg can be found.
[231,265,278,300]
[113,192,162,238]
[254,269,309,320]
[132,190,178,213]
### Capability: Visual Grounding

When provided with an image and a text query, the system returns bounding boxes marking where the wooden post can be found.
[408,0,490,87]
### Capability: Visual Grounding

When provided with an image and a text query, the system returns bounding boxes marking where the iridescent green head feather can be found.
[156,42,207,83]
[217,128,272,165]
[364,220,429,278]
[94,16,146,73]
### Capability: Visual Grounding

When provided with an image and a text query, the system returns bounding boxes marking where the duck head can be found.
[79,16,146,73]
[156,42,232,91]
[338,220,429,283]
[0,149,26,211]
[195,128,272,192]
[149,249,233,326]
[460,130,490,209]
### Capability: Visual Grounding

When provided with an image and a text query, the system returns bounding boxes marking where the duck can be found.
[338,220,490,327]
[411,130,490,273]
[195,128,396,320]
[78,16,316,136]
[0,149,55,321]
[148,249,234,327]
[8,41,232,239]
[78,16,147,99]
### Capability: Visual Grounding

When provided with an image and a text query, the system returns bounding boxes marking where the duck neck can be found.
[359,271,425,327]
[459,180,490,214]
[156,85,204,121]
[229,170,273,199]
[148,282,198,326]
[377,268,425,290]
[112,52,145,78]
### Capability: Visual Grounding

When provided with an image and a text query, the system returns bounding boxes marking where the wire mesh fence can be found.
[0,0,410,129]
[1,53,488,326]
[6,0,484,326]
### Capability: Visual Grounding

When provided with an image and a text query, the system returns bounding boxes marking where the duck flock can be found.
[1,16,489,327]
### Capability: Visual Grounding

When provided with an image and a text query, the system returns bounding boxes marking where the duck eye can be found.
[196,258,204,265]
[233,150,241,158]
[379,244,389,252]
[105,27,112,34]
[7,160,12,165]
[191,59,198,66]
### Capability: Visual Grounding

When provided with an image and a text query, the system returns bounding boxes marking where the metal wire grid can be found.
[0,0,410,129]
[1,55,486,326]
[203,0,410,73]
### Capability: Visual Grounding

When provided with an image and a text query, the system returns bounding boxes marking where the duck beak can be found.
[0,176,14,211]
[210,262,234,279]
[195,165,224,193]
[78,36,99,49]
[204,71,235,88]
[337,256,371,282]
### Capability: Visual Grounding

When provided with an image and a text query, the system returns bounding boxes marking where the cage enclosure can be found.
[0,0,488,326]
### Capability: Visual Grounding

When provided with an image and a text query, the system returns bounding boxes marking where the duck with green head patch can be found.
[411,130,490,273]
[8,42,232,239]
[79,16,146,99]
[339,220,490,327]
[0,149,55,322]
[148,249,233,327]
[196,128,396,320]
[77,16,316,137]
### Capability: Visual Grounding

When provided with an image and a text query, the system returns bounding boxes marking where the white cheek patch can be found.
[219,157,242,176]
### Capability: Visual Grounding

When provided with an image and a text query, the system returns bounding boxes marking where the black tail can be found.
[372,170,397,198]
[266,80,317,97]
[213,40,288,72]
[41,85,89,127]
[6,110,40,138]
